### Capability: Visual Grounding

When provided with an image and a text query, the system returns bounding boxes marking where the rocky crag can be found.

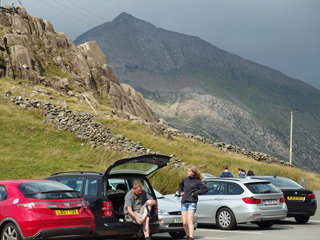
[0,6,156,123]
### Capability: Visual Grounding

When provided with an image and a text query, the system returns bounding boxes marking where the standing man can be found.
[124,181,156,240]
[219,165,234,177]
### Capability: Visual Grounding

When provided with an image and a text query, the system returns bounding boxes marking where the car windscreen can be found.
[109,162,159,176]
[18,181,80,199]
[245,182,281,194]
[153,189,164,199]
[262,178,303,188]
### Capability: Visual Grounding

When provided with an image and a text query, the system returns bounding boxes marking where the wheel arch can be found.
[0,217,24,238]
[215,206,237,222]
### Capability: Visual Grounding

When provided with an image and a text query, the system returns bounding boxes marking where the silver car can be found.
[166,178,287,230]
[154,189,197,238]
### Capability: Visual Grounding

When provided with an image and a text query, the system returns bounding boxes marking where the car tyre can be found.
[257,220,274,229]
[216,208,237,230]
[294,216,310,224]
[1,223,21,240]
[169,231,186,238]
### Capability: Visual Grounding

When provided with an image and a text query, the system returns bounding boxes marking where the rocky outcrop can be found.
[0,6,158,123]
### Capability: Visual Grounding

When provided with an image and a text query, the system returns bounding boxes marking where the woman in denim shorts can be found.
[178,165,208,240]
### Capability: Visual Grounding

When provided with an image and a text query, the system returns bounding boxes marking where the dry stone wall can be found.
[1,92,291,168]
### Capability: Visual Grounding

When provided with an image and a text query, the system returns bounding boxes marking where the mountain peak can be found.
[114,12,134,21]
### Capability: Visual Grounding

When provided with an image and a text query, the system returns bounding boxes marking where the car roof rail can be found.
[49,171,103,176]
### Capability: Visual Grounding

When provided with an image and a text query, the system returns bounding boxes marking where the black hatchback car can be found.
[248,175,317,223]
[46,154,171,239]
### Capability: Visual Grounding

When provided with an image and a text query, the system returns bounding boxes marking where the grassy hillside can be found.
[1,79,320,193]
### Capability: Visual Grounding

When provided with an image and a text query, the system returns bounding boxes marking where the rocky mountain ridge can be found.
[74,12,320,173]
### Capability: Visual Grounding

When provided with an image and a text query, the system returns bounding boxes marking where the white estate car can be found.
[166,177,287,230]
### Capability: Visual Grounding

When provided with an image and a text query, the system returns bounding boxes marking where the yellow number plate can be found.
[287,196,303,201]
[55,209,79,215]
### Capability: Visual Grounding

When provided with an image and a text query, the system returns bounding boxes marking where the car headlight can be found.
[158,208,169,215]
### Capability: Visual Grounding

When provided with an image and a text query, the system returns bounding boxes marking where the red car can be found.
[0,179,95,240]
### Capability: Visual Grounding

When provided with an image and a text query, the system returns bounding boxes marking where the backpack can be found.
[222,172,230,177]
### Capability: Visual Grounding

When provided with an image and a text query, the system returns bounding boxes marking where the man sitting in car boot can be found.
[124,181,156,240]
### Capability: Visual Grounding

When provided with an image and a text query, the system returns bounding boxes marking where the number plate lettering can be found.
[264,200,277,205]
[287,196,304,201]
[55,209,79,215]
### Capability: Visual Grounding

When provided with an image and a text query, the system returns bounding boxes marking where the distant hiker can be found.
[219,165,234,178]
[247,170,255,176]
[237,168,246,178]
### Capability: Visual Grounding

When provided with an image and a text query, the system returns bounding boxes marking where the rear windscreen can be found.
[18,181,80,199]
[262,178,303,188]
[245,182,281,194]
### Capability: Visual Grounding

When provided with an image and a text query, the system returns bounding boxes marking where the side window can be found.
[107,179,129,195]
[227,183,244,195]
[84,178,98,197]
[0,185,7,201]
[205,181,224,195]
[217,183,226,195]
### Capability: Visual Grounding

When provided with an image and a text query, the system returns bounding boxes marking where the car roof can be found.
[0,179,56,185]
[201,173,216,179]
[204,177,271,184]
[246,175,289,180]
[48,171,104,177]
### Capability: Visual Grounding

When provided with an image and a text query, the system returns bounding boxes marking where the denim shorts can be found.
[181,202,197,212]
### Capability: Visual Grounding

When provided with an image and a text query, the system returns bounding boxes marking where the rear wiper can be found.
[38,190,79,194]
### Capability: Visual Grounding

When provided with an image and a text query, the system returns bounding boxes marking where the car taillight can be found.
[17,202,50,208]
[100,201,114,217]
[17,200,85,209]
[280,195,285,202]
[154,203,158,215]
[242,197,262,204]
[306,192,316,200]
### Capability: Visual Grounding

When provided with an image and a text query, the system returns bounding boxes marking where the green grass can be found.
[1,79,320,194]
[95,118,320,193]
[0,96,126,179]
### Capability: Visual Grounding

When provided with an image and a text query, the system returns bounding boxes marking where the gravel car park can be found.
[248,175,317,223]
[166,177,287,230]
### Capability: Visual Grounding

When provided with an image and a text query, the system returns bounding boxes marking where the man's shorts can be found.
[125,203,146,223]
[181,202,197,212]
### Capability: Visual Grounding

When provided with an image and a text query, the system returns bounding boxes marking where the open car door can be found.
[103,154,171,178]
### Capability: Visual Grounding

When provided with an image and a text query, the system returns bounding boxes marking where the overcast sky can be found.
[9,0,320,90]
